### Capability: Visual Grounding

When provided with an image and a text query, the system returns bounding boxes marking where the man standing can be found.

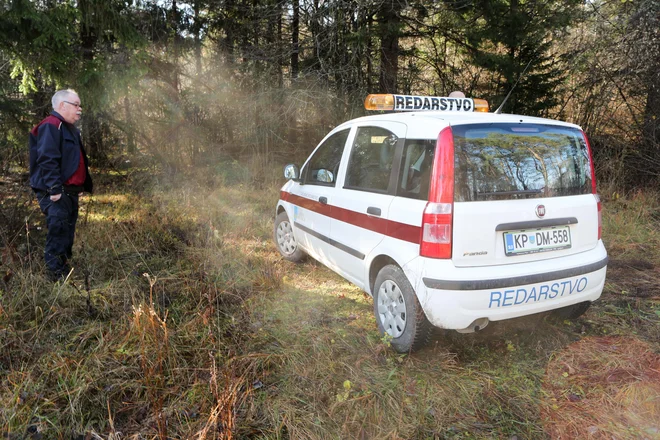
[29,89,93,281]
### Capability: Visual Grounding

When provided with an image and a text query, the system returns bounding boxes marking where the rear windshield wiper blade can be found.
[476,189,543,196]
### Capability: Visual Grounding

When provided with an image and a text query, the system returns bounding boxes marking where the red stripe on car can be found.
[281,191,420,244]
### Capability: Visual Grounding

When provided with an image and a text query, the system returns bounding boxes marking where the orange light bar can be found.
[473,98,489,112]
[365,94,489,112]
[365,94,395,111]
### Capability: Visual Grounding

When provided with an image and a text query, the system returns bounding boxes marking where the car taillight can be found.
[420,126,454,258]
[582,130,601,240]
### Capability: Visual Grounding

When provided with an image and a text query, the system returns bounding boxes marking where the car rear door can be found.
[450,122,599,268]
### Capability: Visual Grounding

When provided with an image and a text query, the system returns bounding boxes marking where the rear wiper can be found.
[477,189,543,196]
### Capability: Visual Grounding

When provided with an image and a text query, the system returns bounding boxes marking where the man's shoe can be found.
[46,265,72,282]
[47,271,64,282]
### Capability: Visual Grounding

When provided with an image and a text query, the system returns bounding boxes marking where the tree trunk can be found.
[311,0,321,62]
[635,0,660,176]
[378,1,402,93]
[278,1,283,88]
[124,96,136,154]
[78,0,104,163]
[641,60,660,169]
[193,0,202,76]
[291,0,299,80]
[170,0,179,91]
[367,14,373,92]
[507,0,519,112]
[224,0,236,62]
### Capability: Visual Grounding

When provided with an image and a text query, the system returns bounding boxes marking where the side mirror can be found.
[284,164,300,181]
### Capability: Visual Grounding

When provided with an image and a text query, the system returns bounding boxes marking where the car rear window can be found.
[452,123,593,202]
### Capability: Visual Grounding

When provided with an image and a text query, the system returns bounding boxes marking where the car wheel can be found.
[551,301,591,320]
[274,211,305,262]
[373,264,432,353]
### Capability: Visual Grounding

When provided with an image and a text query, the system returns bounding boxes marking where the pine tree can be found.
[445,0,583,116]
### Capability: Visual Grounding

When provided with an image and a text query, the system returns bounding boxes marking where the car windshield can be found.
[452,123,593,202]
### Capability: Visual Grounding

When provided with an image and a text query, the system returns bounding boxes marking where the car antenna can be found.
[494,59,533,114]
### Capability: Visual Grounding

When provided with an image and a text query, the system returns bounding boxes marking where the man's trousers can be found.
[35,191,79,278]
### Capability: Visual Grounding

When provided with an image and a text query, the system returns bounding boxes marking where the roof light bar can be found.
[473,99,489,113]
[364,94,395,111]
[365,94,489,112]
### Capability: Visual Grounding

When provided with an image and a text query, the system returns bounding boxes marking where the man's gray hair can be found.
[52,89,79,110]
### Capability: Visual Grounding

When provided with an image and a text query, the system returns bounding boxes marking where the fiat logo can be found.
[536,204,546,218]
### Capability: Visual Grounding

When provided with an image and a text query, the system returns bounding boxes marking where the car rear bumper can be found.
[406,242,608,330]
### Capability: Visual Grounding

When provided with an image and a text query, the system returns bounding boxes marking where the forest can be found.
[0,0,658,181]
[1,0,659,438]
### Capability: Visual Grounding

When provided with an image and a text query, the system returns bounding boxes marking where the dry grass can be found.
[233,186,660,439]
[541,336,660,439]
[602,189,660,263]
[1,164,659,439]
[0,163,282,438]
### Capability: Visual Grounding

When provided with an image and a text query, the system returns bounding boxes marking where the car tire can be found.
[274,211,305,263]
[373,264,432,353]
[551,301,591,320]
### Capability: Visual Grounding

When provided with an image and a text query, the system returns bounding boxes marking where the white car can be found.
[274,94,608,352]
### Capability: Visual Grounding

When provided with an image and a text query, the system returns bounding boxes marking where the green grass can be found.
[1,167,659,439]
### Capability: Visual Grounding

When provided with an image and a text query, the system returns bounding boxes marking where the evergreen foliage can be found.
[444,0,583,116]
[0,0,657,185]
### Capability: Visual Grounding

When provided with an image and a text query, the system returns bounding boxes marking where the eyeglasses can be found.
[63,101,82,108]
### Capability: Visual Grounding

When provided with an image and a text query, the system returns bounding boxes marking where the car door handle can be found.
[367,207,381,216]
[319,197,328,205]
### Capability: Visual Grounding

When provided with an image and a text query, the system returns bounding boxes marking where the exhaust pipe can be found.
[455,317,489,334]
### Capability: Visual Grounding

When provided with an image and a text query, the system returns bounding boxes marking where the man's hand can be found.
[50,194,62,202]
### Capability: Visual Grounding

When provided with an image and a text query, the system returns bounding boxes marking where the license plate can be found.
[503,226,571,256]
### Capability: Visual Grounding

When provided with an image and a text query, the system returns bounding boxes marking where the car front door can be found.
[284,128,351,265]
[328,122,407,287]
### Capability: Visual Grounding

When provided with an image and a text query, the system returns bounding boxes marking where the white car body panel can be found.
[276,109,607,331]
[408,242,607,329]
[452,194,600,267]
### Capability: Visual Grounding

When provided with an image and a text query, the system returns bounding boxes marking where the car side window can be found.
[344,126,398,193]
[303,129,350,186]
[397,139,436,200]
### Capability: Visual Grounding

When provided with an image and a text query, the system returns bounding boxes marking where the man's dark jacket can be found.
[29,111,93,196]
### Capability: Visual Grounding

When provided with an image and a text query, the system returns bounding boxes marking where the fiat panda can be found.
[274,94,608,352]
